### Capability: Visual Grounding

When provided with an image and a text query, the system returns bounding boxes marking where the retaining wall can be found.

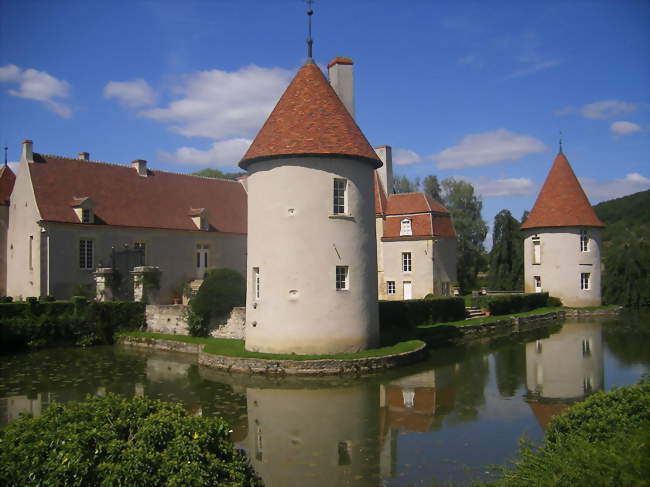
[145,305,245,339]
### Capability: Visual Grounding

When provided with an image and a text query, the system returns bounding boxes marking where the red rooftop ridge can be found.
[521,151,604,230]
[0,165,16,204]
[239,62,381,169]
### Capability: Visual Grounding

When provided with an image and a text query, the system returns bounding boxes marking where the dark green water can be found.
[2,310,649,486]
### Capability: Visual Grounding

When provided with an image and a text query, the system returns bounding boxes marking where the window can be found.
[532,236,541,264]
[400,218,412,236]
[583,376,593,394]
[534,275,542,292]
[29,235,33,270]
[387,280,396,295]
[580,230,589,252]
[535,340,543,354]
[134,241,146,266]
[338,441,351,466]
[580,272,590,290]
[402,252,412,272]
[79,239,93,269]
[402,388,415,408]
[336,266,349,290]
[254,267,261,300]
[582,338,591,357]
[333,179,347,215]
[82,208,91,224]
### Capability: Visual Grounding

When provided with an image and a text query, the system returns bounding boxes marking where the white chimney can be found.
[21,139,34,163]
[374,146,393,195]
[328,56,355,119]
[132,159,148,177]
[78,152,90,161]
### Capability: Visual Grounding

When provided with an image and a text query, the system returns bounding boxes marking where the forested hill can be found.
[593,189,650,306]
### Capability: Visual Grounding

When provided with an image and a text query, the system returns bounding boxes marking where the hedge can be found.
[0,299,145,352]
[0,393,263,487]
[379,296,466,330]
[488,293,549,316]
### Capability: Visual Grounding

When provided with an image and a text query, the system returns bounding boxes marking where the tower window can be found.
[333,179,347,215]
[402,252,412,272]
[386,281,396,295]
[336,266,349,290]
[580,272,590,290]
[79,239,94,270]
[580,230,589,252]
[532,237,541,264]
[254,267,261,300]
[400,218,412,236]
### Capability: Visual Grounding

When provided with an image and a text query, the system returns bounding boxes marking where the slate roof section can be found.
[521,152,604,229]
[0,164,16,204]
[28,154,246,234]
[239,62,381,169]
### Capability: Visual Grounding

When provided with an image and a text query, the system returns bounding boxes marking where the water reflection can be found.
[1,312,648,486]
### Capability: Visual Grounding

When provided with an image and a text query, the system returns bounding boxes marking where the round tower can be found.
[239,61,381,354]
[520,150,604,306]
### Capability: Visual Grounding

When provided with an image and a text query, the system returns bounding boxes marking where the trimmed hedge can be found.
[488,292,549,316]
[379,296,466,329]
[0,299,145,352]
[0,393,263,487]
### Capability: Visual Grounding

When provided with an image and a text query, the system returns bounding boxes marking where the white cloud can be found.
[431,129,547,169]
[580,173,650,202]
[159,138,252,167]
[104,79,156,108]
[505,31,562,79]
[393,148,422,165]
[457,176,536,197]
[0,64,71,117]
[610,121,642,136]
[557,100,638,120]
[506,58,562,79]
[140,65,293,139]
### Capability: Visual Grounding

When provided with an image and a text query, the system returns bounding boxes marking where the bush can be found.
[379,297,466,330]
[488,379,650,487]
[547,296,562,307]
[488,292,549,316]
[189,268,245,337]
[0,393,263,487]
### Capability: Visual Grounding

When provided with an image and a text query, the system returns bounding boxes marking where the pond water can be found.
[1,310,649,486]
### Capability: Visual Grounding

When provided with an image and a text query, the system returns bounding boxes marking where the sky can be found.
[1,0,649,245]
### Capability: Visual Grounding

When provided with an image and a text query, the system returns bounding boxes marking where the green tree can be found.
[422,175,442,202]
[441,178,488,291]
[191,168,244,180]
[189,268,246,336]
[393,174,419,193]
[488,209,524,291]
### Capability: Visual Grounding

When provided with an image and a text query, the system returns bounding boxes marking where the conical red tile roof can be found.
[521,151,604,229]
[239,62,381,169]
[0,164,16,204]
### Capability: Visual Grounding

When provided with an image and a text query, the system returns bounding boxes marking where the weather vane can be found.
[559,130,564,154]
[306,0,314,60]
[3,143,7,167]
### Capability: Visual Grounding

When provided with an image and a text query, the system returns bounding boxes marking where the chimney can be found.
[328,56,355,119]
[78,152,89,161]
[132,159,148,177]
[21,139,34,163]
[374,146,393,195]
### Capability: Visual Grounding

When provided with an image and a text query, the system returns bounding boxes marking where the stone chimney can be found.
[374,146,393,195]
[21,139,34,163]
[132,159,148,177]
[78,152,89,161]
[328,56,355,119]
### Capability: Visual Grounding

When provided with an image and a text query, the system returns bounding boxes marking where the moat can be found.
[2,310,648,486]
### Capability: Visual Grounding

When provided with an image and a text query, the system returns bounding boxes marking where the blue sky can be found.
[1,0,648,243]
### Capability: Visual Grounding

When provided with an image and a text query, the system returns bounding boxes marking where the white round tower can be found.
[521,150,604,306]
[239,61,381,354]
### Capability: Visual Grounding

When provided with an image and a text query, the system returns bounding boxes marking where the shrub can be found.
[189,268,245,337]
[2,296,13,303]
[379,297,465,330]
[547,296,562,307]
[488,292,548,316]
[0,393,263,487]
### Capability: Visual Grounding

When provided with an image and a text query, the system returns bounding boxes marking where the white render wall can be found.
[522,227,601,307]
[244,156,379,354]
[378,237,456,300]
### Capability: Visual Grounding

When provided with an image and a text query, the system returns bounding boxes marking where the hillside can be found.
[594,189,650,236]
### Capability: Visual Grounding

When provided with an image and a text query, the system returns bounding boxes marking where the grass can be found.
[418,307,564,329]
[118,331,424,361]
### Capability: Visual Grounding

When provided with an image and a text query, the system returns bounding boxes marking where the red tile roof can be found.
[28,154,246,234]
[0,164,16,204]
[521,152,604,229]
[239,62,381,169]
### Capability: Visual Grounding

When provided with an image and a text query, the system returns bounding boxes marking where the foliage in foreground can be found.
[0,393,263,487]
[483,379,650,487]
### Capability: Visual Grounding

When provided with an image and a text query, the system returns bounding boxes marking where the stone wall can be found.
[145,304,246,339]
[211,306,246,339]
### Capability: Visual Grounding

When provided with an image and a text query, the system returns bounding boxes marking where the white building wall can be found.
[244,156,379,354]
[522,227,601,306]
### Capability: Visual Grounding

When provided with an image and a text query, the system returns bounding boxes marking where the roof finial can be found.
[3,143,7,167]
[306,0,314,61]
[558,130,564,154]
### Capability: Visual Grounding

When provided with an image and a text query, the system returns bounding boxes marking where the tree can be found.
[441,178,488,291]
[191,168,244,180]
[488,210,524,291]
[393,174,419,193]
[423,175,442,202]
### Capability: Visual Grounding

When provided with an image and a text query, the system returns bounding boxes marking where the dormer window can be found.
[189,208,209,231]
[400,218,412,236]
[71,197,95,224]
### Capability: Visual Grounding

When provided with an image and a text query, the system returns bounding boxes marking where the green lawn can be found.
[118,331,424,361]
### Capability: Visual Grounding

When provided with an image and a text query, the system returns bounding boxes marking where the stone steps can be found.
[465,306,487,319]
